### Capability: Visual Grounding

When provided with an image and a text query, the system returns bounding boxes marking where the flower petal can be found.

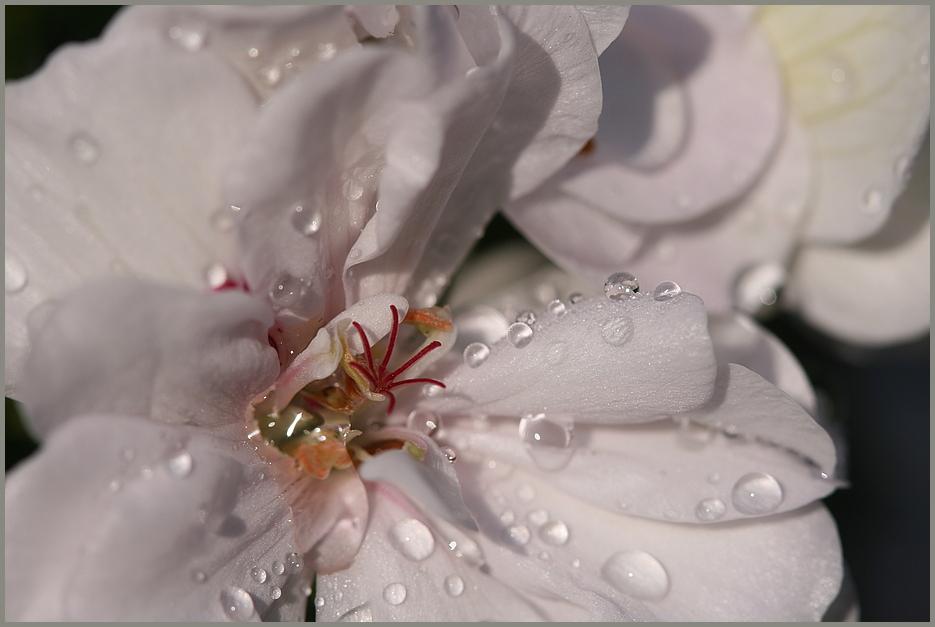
[757,5,931,243]
[574,5,632,55]
[5,415,306,621]
[420,292,716,423]
[18,278,278,440]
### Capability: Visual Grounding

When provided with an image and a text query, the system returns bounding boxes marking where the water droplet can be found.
[601,316,634,346]
[348,248,362,261]
[830,67,846,83]
[166,451,193,478]
[406,410,440,435]
[571,558,581,568]
[502,524,531,547]
[539,520,570,546]
[569,292,584,304]
[192,570,207,583]
[272,561,285,576]
[248,47,260,58]
[507,322,534,348]
[440,446,457,462]
[545,341,567,366]
[499,509,515,525]
[389,518,435,561]
[286,552,304,573]
[315,596,326,608]
[708,473,721,484]
[516,310,537,325]
[68,132,100,165]
[220,586,257,621]
[260,65,281,86]
[463,342,491,368]
[734,262,787,315]
[168,25,205,52]
[516,484,536,503]
[677,418,714,447]
[519,414,574,471]
[108,480,120,492]
[526,509,549,527]
[604,272,639,300]
[695,498,727,521]
[269,585,282,600]
[653,281,681,300]
[269,274,307,308]
[444,574,464,597]
[343,178,365,201]
[251,567,268,583]
[546,299,567,316]
[602,550,670,600]
[861,187,883,215]
[383,582,407,606]
[292,204,323,236]
[5,254,28,293]
[337,603,372,622]
[731,472,783,515]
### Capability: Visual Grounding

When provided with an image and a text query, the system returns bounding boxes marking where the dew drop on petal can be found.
[546,299,567,316]
[499,509,515,525]
[192,570,207,583]
[292,204,323,236]
[168,25,206,52]
[315,596,326,608]
[571,558,581,568]
[251,567,268,583]
[463,342,491,368]
[569,292,584,304]
[440,446,457,462]
[731,472,783,515]
[526,509,549,527]
[406,410,440,436]
[695,497,726,521]
[545,340,567,366]
[708,473,721,484]
[166,451,193,478]
[337,603,372,622]
[108,480,120,492]
[538,520,570,546]
[5,254,28,294]
[602,550,670,600]
[601,316,633,346]
[502,524,531,547]
[68,132,100,165]
[382,582,407,606]
[515,310,537,325]
[248,47,260,58]
[286,552,304,573]
[269,274,307,308]
[444,574,464,597]
[220,586,257,621]
[677,418,714,447]
[269,585,282,600]
[519,414,574,471]
[604,272,639,300]
[653,281,681,300]
[507,322,534,348]
[272,561,285,576]
[389,518,435,561]
[343,178,365,201]
[861,187,883,215]
[516,484,536,503]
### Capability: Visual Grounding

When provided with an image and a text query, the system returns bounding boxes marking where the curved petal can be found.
[757,5,931,243]
[4,15,260,394]
[18,278,278,441]
[560,5,784,223]
[455,460,843,621]
[785,137,931,345]
[575,5,632,55]
[5,415,305,621]
[420,292,717,423]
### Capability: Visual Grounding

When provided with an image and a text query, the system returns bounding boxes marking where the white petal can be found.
[560,5,783,223]
[5,415,305,621]
[345,5,400,39]
[456,460,843,621]
[757,5,931,243]
[575,5,632,55]
[18,278,278,440]
[4,17,259,394]
[314,482,553,621]
[420,292,716,423]
[785,139,931,345]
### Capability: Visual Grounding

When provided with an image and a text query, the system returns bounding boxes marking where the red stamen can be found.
[387,340,442,381]
[351,321,377,374]
[379,305,401,377]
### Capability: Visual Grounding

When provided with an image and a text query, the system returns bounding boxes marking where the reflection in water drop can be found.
[604,272,639,300]
[220,586,257,621]
[601,550,670,600]
[444,574,464,597]
[731,472,784,515]
[519,414,574,471]
[695,497,726,521]
[507,322,534,348]
[382,582,407,606]
[463,342,490,368]
[389,518,435,561]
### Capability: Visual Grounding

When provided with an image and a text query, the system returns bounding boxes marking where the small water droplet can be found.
[502,524,531,547]
[516,310,537,325]
[734,262,787,315]
[292,204,323,236]
[248,47,260,58]
[220,586,257,621]
[653,281,681,300]
[731,472,783,515]
[68,132,100,165]
[527,509,549,527]
[546,299,567,316]
[519,414,574,471]
[270,586,282,600]
[708,473,721,484]
[406,410,440,435]
[695,497,727,521]
[260,65,281,86]
[677,418,714,447]
[571,558,581,568]
[545,341,567,366]
[343,178,365,201]
[389,518,435,561]
[168,25,205,52]
[5,254,28,293]
[569,292,584,304]
[440,446,457,462]
[516,484,536,503]
[463,342,491,368]
[251,567,268,583]
[108,480,121,492]
[286,552,304,573]
[301,584,312,597]
[348,248,362,261]
[166,451,193,478]
[192,570,207,583]
[383,582,407,606]
[539,520,570,546]
[204,263,229,290]
[337,603,372,622]
[830,67,846,83]
[601,316,634,346]
[861,187,883,215]
[507,322,534,348]
[269,274,307,308]
[602,550,670,600]
[499,509,515,525]
[272,561,285,576]
[444,574,464,597]
[604,272,639,300]
[315,596,326,608]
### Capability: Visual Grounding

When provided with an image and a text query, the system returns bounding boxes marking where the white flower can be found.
[503,5,930,346]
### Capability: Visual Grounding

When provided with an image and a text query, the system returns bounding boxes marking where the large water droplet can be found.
[731,472,783,515]
[507,322,534,348]
[516,310,537,326]
[695,498,726,521]
[315,596,326,608]
[604,272,639,300]
[5,254,28,294]
[463,342,490,368]
[382,582,407,606]
[337,603,372,622]
[69,132,100,165]
[168,25,206,52]
[519,414,574,471]
[269,274,307,308]
[389,518,435,561]
[653,281,681,300]
[292,204,323,236]
[502,524,531,547]
[546,299,567,316]
[601,550,670,600]
[166,451,193,478]
[861,187,883,215]
[220,586,257,621]
[444,574,464,597]
[539,520,570,546]
[272,561,285,576]
[406,410,440,436]
[251,567,268,583]
[601,316,633,346]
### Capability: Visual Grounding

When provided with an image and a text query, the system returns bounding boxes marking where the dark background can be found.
[5,6,930,621]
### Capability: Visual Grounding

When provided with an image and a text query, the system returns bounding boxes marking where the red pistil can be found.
[348,304,446,413]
